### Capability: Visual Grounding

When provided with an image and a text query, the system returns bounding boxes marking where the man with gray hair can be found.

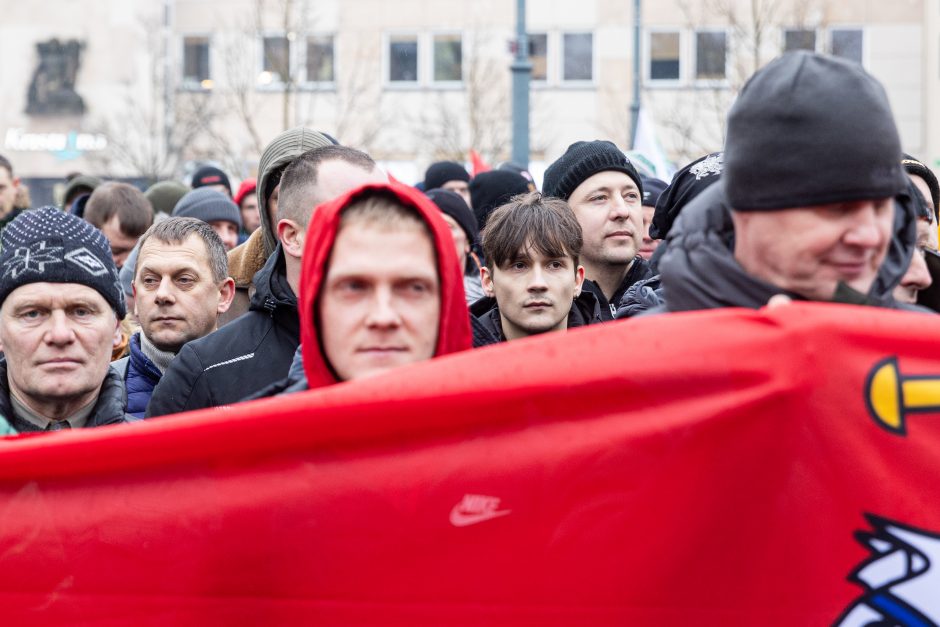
[113,218,235,418]
[0,208,131,432]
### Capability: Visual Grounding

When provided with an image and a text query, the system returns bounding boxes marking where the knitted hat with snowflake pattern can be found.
[0,207,126,318]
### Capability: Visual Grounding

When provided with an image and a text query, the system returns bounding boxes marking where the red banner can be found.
[1,303,939,625]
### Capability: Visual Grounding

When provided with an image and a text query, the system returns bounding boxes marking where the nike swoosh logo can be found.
[449,508,511,527]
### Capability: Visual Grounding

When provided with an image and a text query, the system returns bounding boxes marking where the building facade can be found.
[0,0,934,205]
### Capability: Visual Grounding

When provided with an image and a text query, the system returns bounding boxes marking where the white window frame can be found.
[384,31,421,88]
[257,32,294,91]
[300,32,337,89]
[559,31,595,85]
[180,34,212,91]
[828,26,865,66]
[692,28,729,87]
[645,28,683,87]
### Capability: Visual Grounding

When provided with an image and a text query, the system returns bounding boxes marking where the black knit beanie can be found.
[542,140,643,201]
[424,161,470,190]
[425,188,479,247]
[649,152,724,240]
[724,51,907,211]
[172,188,243,228]
[191,165,232,196]
[0,207,126,318]
[468,170,531,230]
[902,154,939,221]
[640,175,668,208]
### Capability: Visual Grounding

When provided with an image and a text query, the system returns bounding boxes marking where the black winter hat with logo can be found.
[649,152,724,240]
[724,51,907,211]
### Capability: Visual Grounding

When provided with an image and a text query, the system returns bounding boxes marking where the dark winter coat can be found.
[145,246,300,417]
[615,273,664,319]
[112,333,162,419]
[470,290,603,347]
[582,256,653,321]
[0,358,131,432]
[658,180,923,312]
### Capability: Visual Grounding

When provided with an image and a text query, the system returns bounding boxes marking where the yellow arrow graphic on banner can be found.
[866,357,940,435]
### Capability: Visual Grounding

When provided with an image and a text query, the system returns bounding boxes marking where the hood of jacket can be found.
[299,182,472,389]
[249,242,299,323]
[257,127,335,258]
[659,180,918,312]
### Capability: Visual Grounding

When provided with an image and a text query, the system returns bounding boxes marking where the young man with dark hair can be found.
[84,182,154,269]
[113,218,235,417]
[470,191,601,347]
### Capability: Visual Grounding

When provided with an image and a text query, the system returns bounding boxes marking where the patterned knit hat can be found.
[542,140,643,201]
[0,207,126,318]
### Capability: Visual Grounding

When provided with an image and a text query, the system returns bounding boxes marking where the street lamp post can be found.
[510,0,531,168]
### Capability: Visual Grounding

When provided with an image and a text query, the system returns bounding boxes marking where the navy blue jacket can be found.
[113,333,162,419]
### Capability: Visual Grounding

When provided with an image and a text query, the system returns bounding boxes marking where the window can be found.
[262,36,291,83]
[433,34,462,82]
[562,32,593,81]
[306,35,335,83]
[182,36,210,88]
[649,31,680,80]
[528,33,548,81]
[389,35,419,82]
[784,29,816,52]
[695,31,727,80]
[830,29,863,64]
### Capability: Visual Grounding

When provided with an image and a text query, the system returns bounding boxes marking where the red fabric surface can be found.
[0,303,938,625]
[469,149,491,176]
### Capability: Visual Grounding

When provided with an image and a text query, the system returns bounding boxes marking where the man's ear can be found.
[277,218,304,259]
[112,318,123,349]
[573,265,585,297]
[480,266,495,298]
[216,277,236,315]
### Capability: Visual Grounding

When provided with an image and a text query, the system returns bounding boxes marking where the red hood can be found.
[300,182,472,389]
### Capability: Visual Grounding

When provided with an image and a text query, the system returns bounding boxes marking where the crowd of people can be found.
[0,50,936,433]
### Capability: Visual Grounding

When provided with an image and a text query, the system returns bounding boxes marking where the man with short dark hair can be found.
[147,144,386,416]
[542,141,652,320]
[0,208,131,431]
[471,192,600,347]
[113,218,235,417]
[84,182,154,269]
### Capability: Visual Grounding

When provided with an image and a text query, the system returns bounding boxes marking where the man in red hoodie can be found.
[258,181,472,393]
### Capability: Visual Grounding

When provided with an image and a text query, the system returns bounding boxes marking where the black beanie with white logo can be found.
[724,51,907,211]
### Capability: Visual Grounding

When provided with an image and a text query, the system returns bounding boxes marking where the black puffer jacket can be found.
[0,359,130,432]
[658,181,921,312]
[582,256,653,321]
[470,291,603,347]
[146,246,300,417]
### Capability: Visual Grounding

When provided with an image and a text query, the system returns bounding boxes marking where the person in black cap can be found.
[542,139,652,320]
[892,157,939,306]
[658,51,920,312]
[638,175,668,261]
[468,170,531,231]
[426,188,485,304]
[424,161,472,207]
[614,152,724,319]
[191,165,233,198]
[0,208,132,431]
